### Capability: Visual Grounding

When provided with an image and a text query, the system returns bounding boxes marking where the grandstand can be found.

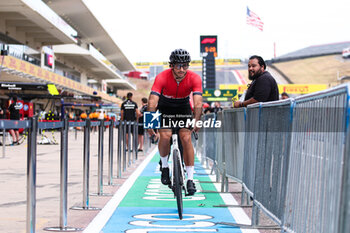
[268,41,350,86]
[271,41,350,62]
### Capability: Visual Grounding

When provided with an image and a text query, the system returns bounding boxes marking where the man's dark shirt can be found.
[244,71,279,102]
[121,99,138,121]
[8,102,20,120]
[212,106,223,113]
[0,106,4,119]
[138,104,148,123]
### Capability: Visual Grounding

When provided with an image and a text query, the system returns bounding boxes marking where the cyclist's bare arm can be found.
[148,94,159,112]
[147,94,159,136]
[193,94,203,132]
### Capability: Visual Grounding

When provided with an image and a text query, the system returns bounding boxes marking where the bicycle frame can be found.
[170,133,187,189]
[170,133,187,194]
[170,130,199,194]
[170,131,186,220]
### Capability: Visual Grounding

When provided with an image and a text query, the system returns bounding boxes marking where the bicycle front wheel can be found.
[173,149,183,220]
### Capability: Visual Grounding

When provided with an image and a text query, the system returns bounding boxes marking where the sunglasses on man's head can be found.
[174,63,189,70]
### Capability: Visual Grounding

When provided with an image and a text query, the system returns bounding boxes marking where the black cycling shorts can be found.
[157,95,193,129]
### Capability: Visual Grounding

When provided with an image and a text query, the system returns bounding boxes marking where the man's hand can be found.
[193,126,199,133]
[191,119,200,133]
[147,128,155,137]
[234,98,258,108]
[234,101,242,108]
[147,129,159,144]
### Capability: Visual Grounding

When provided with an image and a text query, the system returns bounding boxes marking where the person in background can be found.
[137,97,148,152]
[234,55,279,108]
[0,105,4,146]
[8,96,21,145]
[120,92,141,151]
[203,102,211,114]
[281,92,289,99]
[212,101,223,113]
[0,105,5,119]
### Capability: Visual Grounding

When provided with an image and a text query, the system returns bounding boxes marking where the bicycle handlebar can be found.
[192,131,198,140]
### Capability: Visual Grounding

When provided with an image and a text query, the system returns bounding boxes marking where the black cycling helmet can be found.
[169,49,191,64]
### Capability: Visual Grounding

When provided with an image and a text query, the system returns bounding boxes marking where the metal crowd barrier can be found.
[283,86,349,233]
[201,113,218,172]
[242,106,260,198]
[222,108,245,183]
[340,119,350,233]
[198,84,350,233]
[0,117,141,233]
[143,128,152,155]
[215,112,225,186]
[248,100,292,228]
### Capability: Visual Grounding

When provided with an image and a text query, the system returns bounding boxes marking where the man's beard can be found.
[174,70,187,80]
[248,70,262,80]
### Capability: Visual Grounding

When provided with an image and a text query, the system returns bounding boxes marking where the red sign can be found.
[200,35,218,57]
[201,38,216,44]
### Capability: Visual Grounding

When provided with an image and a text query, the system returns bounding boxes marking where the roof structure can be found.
[0,0,137,103]
[53,44,136,89]
[0,0,77,48]
[43,0,135,72]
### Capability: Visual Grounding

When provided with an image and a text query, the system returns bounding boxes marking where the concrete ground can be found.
[0,128,280,233]
[0,129,152,233]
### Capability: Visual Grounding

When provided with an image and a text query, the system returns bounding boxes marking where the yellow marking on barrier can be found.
[219,84,328,95]
[278,84,328,94]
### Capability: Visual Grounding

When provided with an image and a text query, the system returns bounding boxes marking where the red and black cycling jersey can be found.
[150,69,202,99]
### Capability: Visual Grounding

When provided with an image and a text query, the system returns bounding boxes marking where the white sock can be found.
[186,166,194,180]
[160,155,169,168]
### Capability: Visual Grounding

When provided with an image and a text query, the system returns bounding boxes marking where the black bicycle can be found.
[169,128,198,220]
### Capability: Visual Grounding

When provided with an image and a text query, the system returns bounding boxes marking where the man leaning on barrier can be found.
[234,55,279,108]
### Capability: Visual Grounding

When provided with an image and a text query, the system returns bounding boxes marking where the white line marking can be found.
[231,70,242,85]
[129,220,215,227]
[126,229,217,233]
[206,171,260,233]
[82,147,158,233]
[231,70,247,85]
[84,151,259,233]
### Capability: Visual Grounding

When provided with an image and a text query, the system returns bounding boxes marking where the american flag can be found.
[246,7,264,31]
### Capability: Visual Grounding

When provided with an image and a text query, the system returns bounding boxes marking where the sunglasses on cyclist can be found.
[173,63,189,70]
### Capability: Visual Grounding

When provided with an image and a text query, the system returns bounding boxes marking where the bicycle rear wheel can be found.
[173,149,183,220]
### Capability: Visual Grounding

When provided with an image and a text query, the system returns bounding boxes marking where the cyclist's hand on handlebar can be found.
[193,125,200,133]
[192,126,200,140]
[192,131,198,140]
[147,128,155,137]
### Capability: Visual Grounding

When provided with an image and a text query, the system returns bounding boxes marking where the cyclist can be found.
[147,49,203,196]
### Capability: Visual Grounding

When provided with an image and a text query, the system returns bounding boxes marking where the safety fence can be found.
[198,84,350,233]
[0,118,152,233]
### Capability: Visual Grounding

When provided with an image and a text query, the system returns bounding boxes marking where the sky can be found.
[84,0,349,63]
